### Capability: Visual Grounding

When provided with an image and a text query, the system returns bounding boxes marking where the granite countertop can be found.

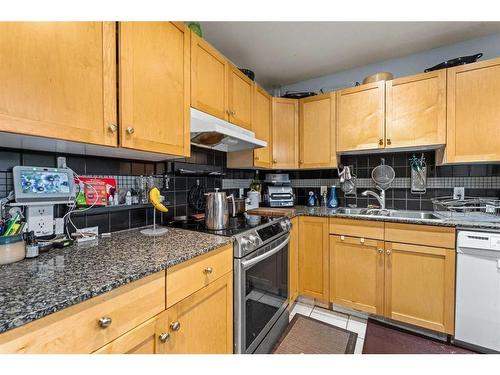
[282,206,500,230]
[0,228,232,335]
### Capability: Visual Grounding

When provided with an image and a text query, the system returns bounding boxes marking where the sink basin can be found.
[335,208,368,215]
[387,211,441,220]
[335,208,441,220]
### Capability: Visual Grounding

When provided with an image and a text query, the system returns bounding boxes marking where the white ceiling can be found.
[199,22,500,88]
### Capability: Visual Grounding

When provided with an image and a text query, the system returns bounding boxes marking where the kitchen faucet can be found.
[362,190,386,210]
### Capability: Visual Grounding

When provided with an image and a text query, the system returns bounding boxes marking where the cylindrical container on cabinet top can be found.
[0,231,26,265]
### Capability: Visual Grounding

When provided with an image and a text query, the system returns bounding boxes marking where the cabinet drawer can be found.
[385,223,455,248]
[329,218,384,240]
[167,244,233,307]
[0,271,166,354]
[93,316,157,354]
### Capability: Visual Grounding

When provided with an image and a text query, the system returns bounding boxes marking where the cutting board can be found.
[247,207,296,218]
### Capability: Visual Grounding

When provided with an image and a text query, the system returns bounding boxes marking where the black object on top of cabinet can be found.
[424,53,483,72]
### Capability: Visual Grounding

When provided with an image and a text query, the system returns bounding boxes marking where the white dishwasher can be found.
[455,230,500,353]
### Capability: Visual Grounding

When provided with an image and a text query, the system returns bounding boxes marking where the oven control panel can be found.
[234,217,291,258]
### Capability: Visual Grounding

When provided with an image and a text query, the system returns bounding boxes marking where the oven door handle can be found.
[241,235,290,270]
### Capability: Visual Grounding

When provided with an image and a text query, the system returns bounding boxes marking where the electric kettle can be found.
[205,189,235,230]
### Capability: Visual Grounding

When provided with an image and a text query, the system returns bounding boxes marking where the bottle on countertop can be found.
[327,185,339,208]
[249,170,262,202]
[125,190,132,205]
[307,191,317,207]
[25,231,39,259]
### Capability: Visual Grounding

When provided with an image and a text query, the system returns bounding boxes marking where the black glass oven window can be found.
[245,244,288,350]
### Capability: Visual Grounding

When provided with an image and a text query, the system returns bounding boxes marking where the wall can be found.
[279,32,500,93]
[0,146,252,234]
[223,151,500,209]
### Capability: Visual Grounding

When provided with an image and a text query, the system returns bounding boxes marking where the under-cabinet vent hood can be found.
[190,108,267,152]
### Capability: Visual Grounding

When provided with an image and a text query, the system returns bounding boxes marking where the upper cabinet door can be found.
[299,93,336,169]
[0,22,117,146]
[190,32,229,121]
[253,85,273,168]
[228,66,253,130]
[119,22,190,157]
[386,70,446,149]
[446,58,500,163]
[272,98,299,169]
[336,81,385,152]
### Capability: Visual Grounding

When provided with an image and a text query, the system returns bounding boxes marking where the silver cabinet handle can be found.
[159,332,170,342]
[170,321,181,331]
[98,316,112,328]
[378,248,383,254]
[108,124,118,133]
[203,267,213,274]
[126,127,135,134]
[386,249,392,255]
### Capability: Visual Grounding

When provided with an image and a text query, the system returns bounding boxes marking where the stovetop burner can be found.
[167,215,275,237]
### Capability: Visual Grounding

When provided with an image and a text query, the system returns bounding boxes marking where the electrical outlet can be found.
[320,186,327,195]
[453,187,465,200]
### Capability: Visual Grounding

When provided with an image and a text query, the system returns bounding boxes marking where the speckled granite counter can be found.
[0,228,232,334]
[272,205,500,230]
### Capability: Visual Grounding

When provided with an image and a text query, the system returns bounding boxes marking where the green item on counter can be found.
[188,22,203,37]
[2,213,19,237]
[76,180,87,207]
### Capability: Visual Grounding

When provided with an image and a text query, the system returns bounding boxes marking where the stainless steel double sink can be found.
[335,207,442,220]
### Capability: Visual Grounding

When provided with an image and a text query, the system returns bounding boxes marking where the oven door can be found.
[234,233,290,354]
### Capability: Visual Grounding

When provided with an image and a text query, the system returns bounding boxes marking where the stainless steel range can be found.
[168,214,291,354]
[233,216,291,354]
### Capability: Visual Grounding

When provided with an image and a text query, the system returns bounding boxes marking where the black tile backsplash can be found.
[3,145,500,233]
[293,151,500,209]
[0,146,228,233]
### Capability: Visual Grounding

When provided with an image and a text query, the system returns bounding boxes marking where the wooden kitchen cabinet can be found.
[329,235,384,315]
[298,216,329,301]
[119,22,191,157]
[299,93,337,169]
[384,242,456,334]
[226,84,272,169]
[166,243,233,308]
[191,32,229,121]
[156,272,233,354]
[272,98,299,169]
[0,272,166,354]
[0,22,117,146]
[336,81,385,151]
[94,316,158,354]
[445,57,500,163]
[288,217,299,305]
[228,65,254,130]
[385,70,446,149]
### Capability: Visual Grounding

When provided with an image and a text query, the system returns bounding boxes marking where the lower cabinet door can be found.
[157,272,233,354]
[288,217,299,305]
[329,236,385,315]
[384,242,456,334]
[94,317,157,354]
[298,216,329,301]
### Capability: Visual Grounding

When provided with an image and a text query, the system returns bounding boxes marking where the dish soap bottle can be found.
[327,185,338,208]
[307,191,317,207]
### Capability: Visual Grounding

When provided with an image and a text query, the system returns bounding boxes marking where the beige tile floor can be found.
[290,301,366,354]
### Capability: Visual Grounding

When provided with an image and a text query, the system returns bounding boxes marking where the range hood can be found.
[190,108,267,152]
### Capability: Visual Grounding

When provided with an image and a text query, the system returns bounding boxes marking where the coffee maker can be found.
[263,174,295,207]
